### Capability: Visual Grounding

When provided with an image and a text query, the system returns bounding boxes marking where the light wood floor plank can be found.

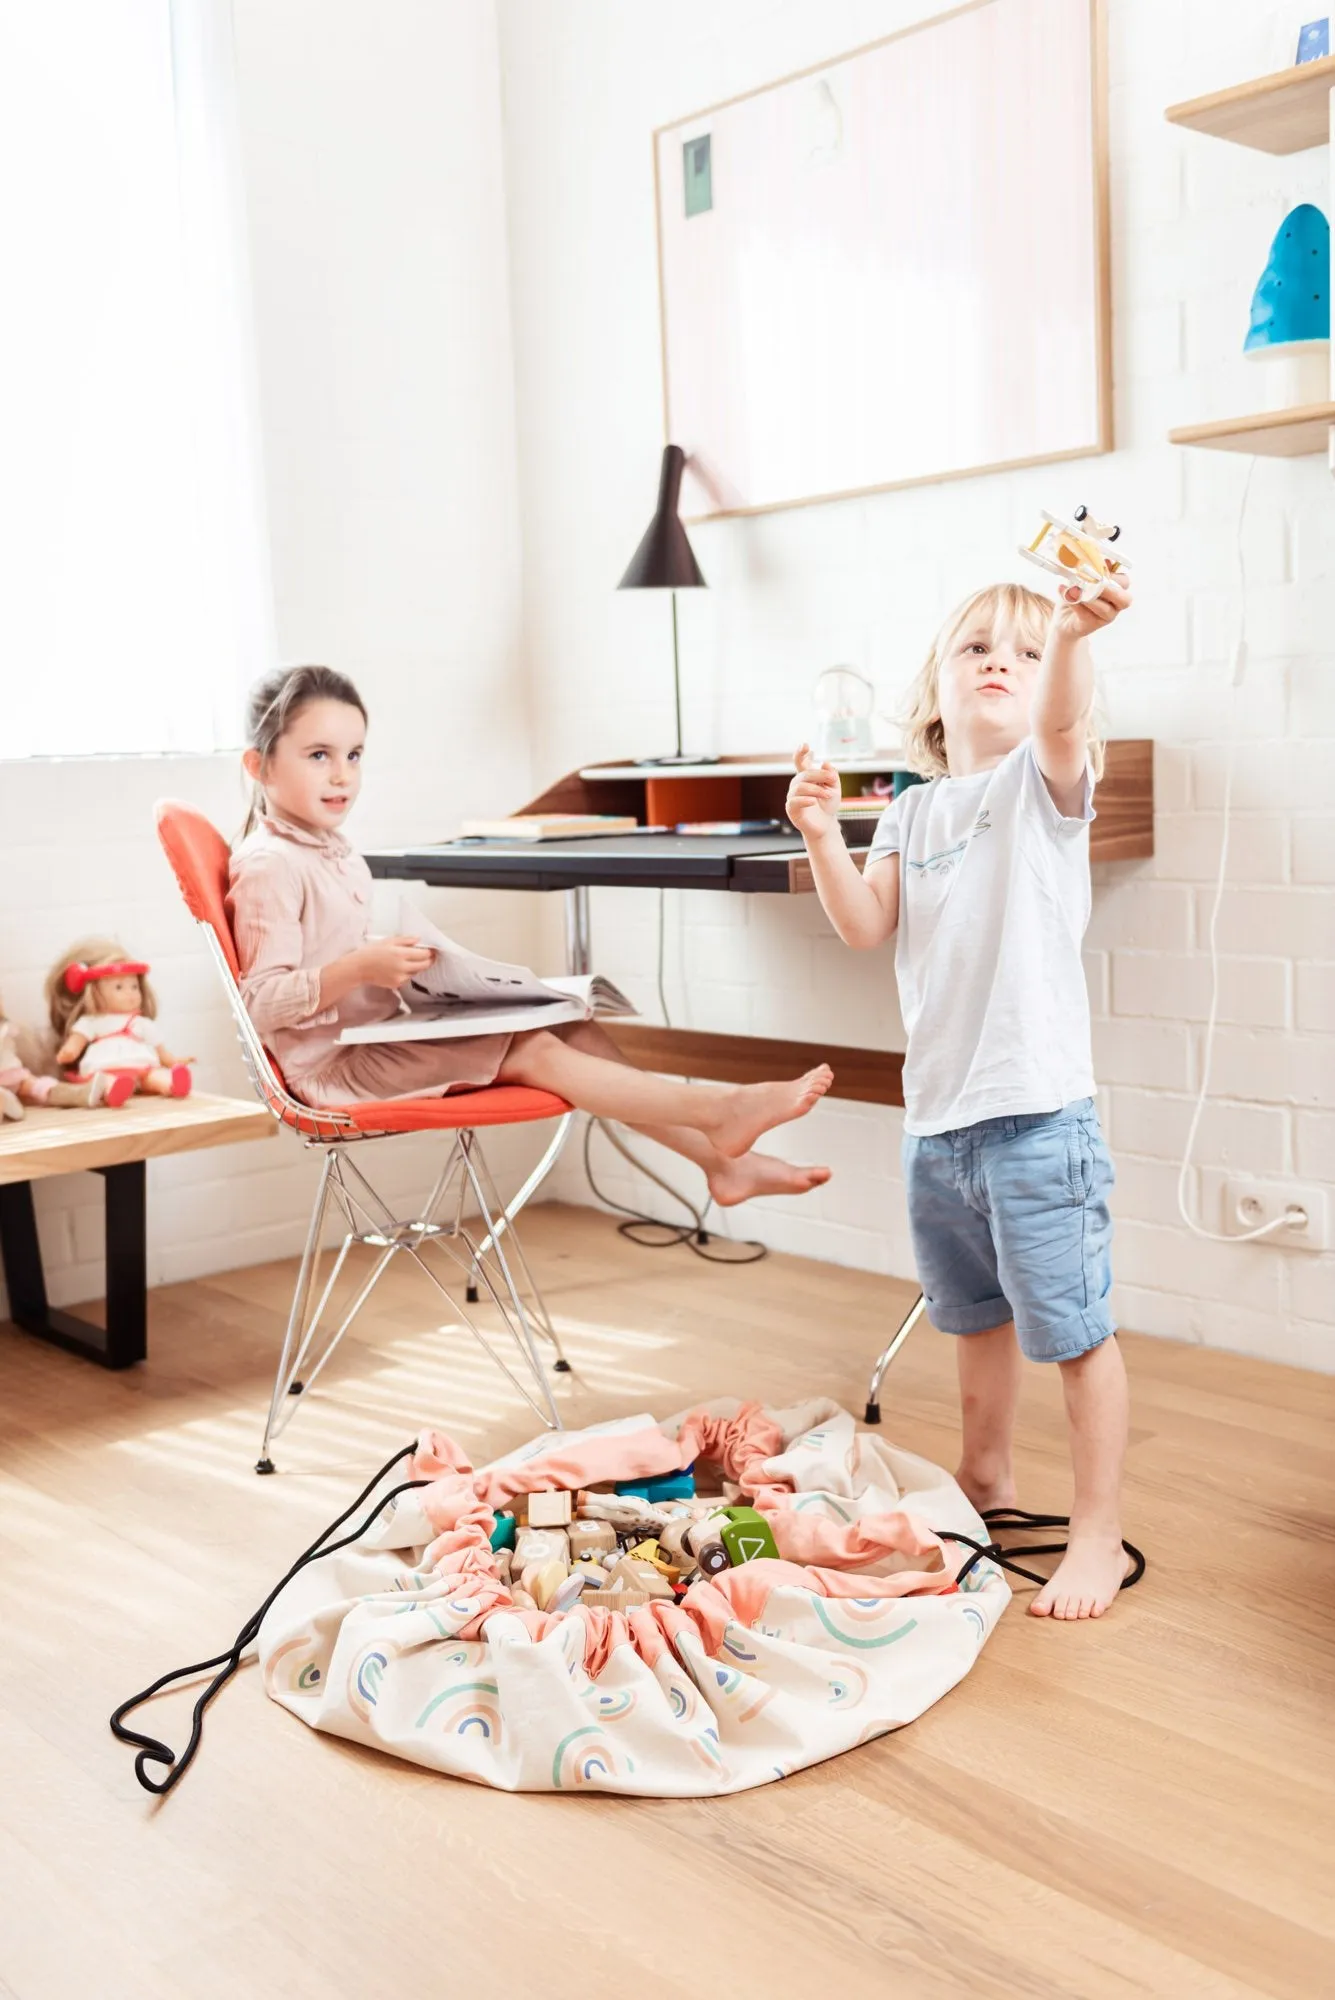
[1,1201,1330,2000]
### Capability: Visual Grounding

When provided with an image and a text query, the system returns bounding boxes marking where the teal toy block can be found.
[614,1467,695,1503]
[719,1506,779,1566]
[489,1512,518,1552]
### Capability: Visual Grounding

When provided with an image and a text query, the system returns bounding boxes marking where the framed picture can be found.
[654,0,1110,521]
[1296,18,1330,64]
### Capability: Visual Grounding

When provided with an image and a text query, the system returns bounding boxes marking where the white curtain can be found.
[0,0,276,758]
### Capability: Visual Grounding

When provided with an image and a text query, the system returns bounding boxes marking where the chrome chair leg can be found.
[863,1292,927,1426]
[256,1151,337,1473]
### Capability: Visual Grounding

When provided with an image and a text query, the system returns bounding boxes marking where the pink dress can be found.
[227,815,511,1107]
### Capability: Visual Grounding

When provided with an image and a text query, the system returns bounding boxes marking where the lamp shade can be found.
[1244,203,1330,350]
[617,445,706,590]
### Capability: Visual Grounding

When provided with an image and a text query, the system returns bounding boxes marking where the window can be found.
[0,1,275,758]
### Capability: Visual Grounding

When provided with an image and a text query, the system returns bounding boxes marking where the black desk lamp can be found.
[617,444,714,765]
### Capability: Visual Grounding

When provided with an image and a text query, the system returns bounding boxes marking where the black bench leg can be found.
[0,1162,147,1369]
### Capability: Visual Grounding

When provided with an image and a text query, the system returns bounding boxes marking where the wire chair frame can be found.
[195,922,566,1471]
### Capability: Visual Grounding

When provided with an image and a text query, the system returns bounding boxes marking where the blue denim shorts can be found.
[902,1099,1115,1363]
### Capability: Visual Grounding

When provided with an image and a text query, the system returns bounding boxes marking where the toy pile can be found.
[490,1468,782,1613]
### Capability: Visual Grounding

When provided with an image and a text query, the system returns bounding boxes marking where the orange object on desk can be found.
[644,774,742,826]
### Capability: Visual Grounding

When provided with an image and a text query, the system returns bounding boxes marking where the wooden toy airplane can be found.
[1019,506,1130,603]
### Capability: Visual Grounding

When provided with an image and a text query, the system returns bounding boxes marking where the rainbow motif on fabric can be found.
[415,1679,504,1745]
[826,1662,869,1708]
[691,1725,724,1771]
[709,1663,774,1725]
[792,1492,854,1520]
[721,1623,758,1664]
[551,1725,636,1790]
[588,1686,637,1721]
[811,1600,920,1650]
[958,1559,999,1594]
[959,1604,987,1643]
[264,1633,322,1696]
[348,1647,391,1723]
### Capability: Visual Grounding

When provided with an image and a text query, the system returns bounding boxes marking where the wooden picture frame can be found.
[654,0,1111,522]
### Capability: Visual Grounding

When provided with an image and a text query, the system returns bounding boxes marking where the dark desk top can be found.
[362,831,812,893]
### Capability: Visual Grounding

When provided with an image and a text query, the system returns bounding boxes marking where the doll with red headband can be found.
[46,940,192,1100]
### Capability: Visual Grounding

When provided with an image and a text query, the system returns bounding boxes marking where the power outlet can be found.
[1219,1177,1328,1251]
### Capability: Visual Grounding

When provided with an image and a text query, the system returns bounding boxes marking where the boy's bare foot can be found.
[705,1067,833,1160]
[706,1151,831,1207]
[1029,1534,1131,1620]
[956,1465,1017,1515]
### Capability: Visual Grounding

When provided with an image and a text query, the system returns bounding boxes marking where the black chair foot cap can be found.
[554,1358,572,1374]
[863,1402,881,1426]
[255,1457,276,1475]
[287,1380,304,1396]
[466,1284,479,1303]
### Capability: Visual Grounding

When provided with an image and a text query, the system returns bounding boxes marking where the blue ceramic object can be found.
[1245,204,1330,350]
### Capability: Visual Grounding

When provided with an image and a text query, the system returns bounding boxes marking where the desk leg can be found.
[0,1163,147,1369]
[564,883,591,976]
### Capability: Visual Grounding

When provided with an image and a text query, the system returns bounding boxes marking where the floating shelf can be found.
[1169,402,1335,456]
[1165,54,1335,154]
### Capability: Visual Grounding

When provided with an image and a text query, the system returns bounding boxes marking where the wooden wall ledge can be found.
[607,1024,905,1107]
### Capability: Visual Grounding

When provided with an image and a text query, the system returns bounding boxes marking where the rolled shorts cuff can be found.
[1017,1300,1117,1364]
[926,1293,1012,1336]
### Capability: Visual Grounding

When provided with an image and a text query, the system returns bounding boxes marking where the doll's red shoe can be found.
[169,1064,192,1098]
[105,1074,136,1108]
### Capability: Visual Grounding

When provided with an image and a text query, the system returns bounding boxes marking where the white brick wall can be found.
[0,1,555,1321]
[499,0,1335,1370]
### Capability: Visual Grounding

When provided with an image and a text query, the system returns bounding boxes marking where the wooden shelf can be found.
[1169,403,1335,456]
[1165,54,1335,154]
[581,755,907,781]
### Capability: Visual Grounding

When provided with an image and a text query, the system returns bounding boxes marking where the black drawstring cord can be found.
[110,1442,430,1797]
[938,1505,1146,1592]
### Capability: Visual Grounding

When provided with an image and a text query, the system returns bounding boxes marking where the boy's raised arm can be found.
[1032,577,1131,813]
[786,745,899,950]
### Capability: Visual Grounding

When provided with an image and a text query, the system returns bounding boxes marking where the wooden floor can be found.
[1,1202,1331,2000]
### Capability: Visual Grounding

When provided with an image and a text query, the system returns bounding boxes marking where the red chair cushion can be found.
[154,800,571,1133]
[278,1086,570,1135]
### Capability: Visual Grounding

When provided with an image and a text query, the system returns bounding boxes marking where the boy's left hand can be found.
[1051,575,1132,640]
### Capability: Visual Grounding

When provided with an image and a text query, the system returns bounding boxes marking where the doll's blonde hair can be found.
[900,581,1105,781]
[46,941,158,1040]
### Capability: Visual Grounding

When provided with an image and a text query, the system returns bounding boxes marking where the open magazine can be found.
[337,899,636,1045]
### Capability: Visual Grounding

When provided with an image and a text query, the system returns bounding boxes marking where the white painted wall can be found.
[0,0,551,1312]
[497,0,1335,1369]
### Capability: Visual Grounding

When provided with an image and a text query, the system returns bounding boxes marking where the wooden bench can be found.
[0,1093,273,1370]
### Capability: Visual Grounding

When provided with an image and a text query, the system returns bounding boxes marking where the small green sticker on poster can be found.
[684,134,712,217]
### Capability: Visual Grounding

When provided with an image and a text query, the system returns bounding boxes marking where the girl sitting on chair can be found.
[227,665,832,1209]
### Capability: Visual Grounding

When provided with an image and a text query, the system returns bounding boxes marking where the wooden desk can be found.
[364,741,1153,1108]
[0,1093,273,1369]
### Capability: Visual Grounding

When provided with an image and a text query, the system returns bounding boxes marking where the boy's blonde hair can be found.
[900,581,1106,781]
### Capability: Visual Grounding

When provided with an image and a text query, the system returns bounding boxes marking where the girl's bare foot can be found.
[706,1151,831,1208]
[705,1067,833,1160]
[1029,1534,1131,1620]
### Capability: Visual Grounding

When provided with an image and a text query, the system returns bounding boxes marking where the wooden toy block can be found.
[611,1558,674,1600]
[493,1549,514,1585]
[509,1586,537,1611]
[580,1585,652,1610]
[514,1526,569,1569]
[551,1571,590,1613]
[719,1506,779,1566]
[657,1519,694,1568]
[571,1560,609,1586]
[528,1559,570,1611]
[626,1538,673,1574]
[527,1488,572,1528]
[614,1468,696,1503]
[567,1519,618,1562]
[576,1492,669,1533]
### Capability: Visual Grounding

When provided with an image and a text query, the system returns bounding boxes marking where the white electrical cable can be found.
[1175,454,1295,1245]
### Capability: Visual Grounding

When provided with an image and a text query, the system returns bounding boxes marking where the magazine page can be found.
[399,897,563,1010]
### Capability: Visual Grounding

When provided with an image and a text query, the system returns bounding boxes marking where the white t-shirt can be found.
[865,738,1096,1136]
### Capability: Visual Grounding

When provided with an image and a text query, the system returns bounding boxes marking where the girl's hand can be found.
[787,744,842,841]
[357,937,435,990]
[1051,574,1132,641]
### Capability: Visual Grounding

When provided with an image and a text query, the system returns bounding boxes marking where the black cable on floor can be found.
[581,887,768,1266]
[110,1443,429,1796]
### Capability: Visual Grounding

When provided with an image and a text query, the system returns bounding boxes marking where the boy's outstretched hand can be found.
[1050,574,1132,641]
[786,744,841,840]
